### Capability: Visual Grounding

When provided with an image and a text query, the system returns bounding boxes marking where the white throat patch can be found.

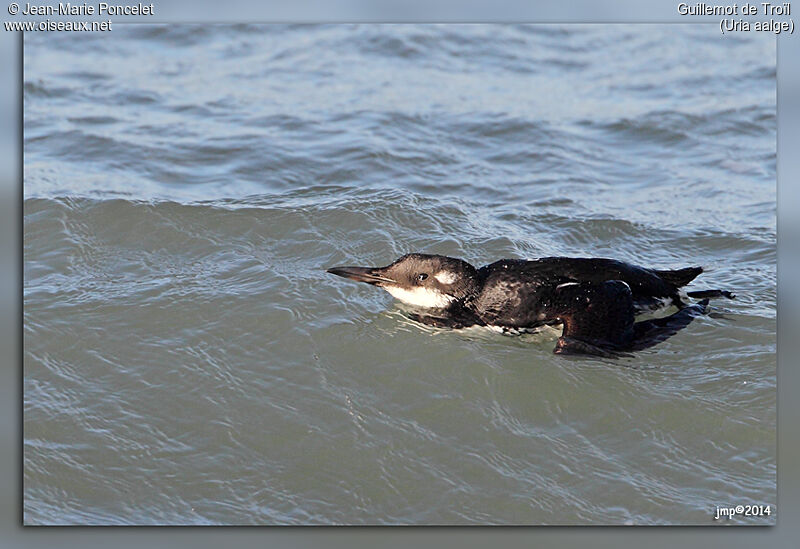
[384,286,455,309]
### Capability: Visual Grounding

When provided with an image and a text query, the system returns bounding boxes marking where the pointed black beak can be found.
[326,266,397,286]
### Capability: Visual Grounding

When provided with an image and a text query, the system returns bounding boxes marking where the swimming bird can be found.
[327,254,733,356]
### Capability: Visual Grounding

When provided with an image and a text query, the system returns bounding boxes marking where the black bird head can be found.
[327,253,480,309]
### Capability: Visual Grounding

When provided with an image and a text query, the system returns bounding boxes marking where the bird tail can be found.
[654,266,703,288]
[686,289,735,299]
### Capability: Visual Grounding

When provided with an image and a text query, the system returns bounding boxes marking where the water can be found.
[23,24,776,525]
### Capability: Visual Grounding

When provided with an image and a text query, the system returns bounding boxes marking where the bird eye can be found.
[417,273,428,281]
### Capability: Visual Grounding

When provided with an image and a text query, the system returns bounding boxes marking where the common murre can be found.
[327,254,734,357]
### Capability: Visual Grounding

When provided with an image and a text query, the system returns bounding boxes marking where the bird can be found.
[327,253,733,356]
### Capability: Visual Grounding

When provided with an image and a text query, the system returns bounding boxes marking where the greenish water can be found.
[24,24,775,524]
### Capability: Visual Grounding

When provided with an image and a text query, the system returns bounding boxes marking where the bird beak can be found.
[326,266,397,286]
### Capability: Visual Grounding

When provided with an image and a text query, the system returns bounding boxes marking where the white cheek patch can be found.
[434,271,456,285]
[384,286,455,309]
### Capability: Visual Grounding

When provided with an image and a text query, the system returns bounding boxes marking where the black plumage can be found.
[327,254,733,356]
